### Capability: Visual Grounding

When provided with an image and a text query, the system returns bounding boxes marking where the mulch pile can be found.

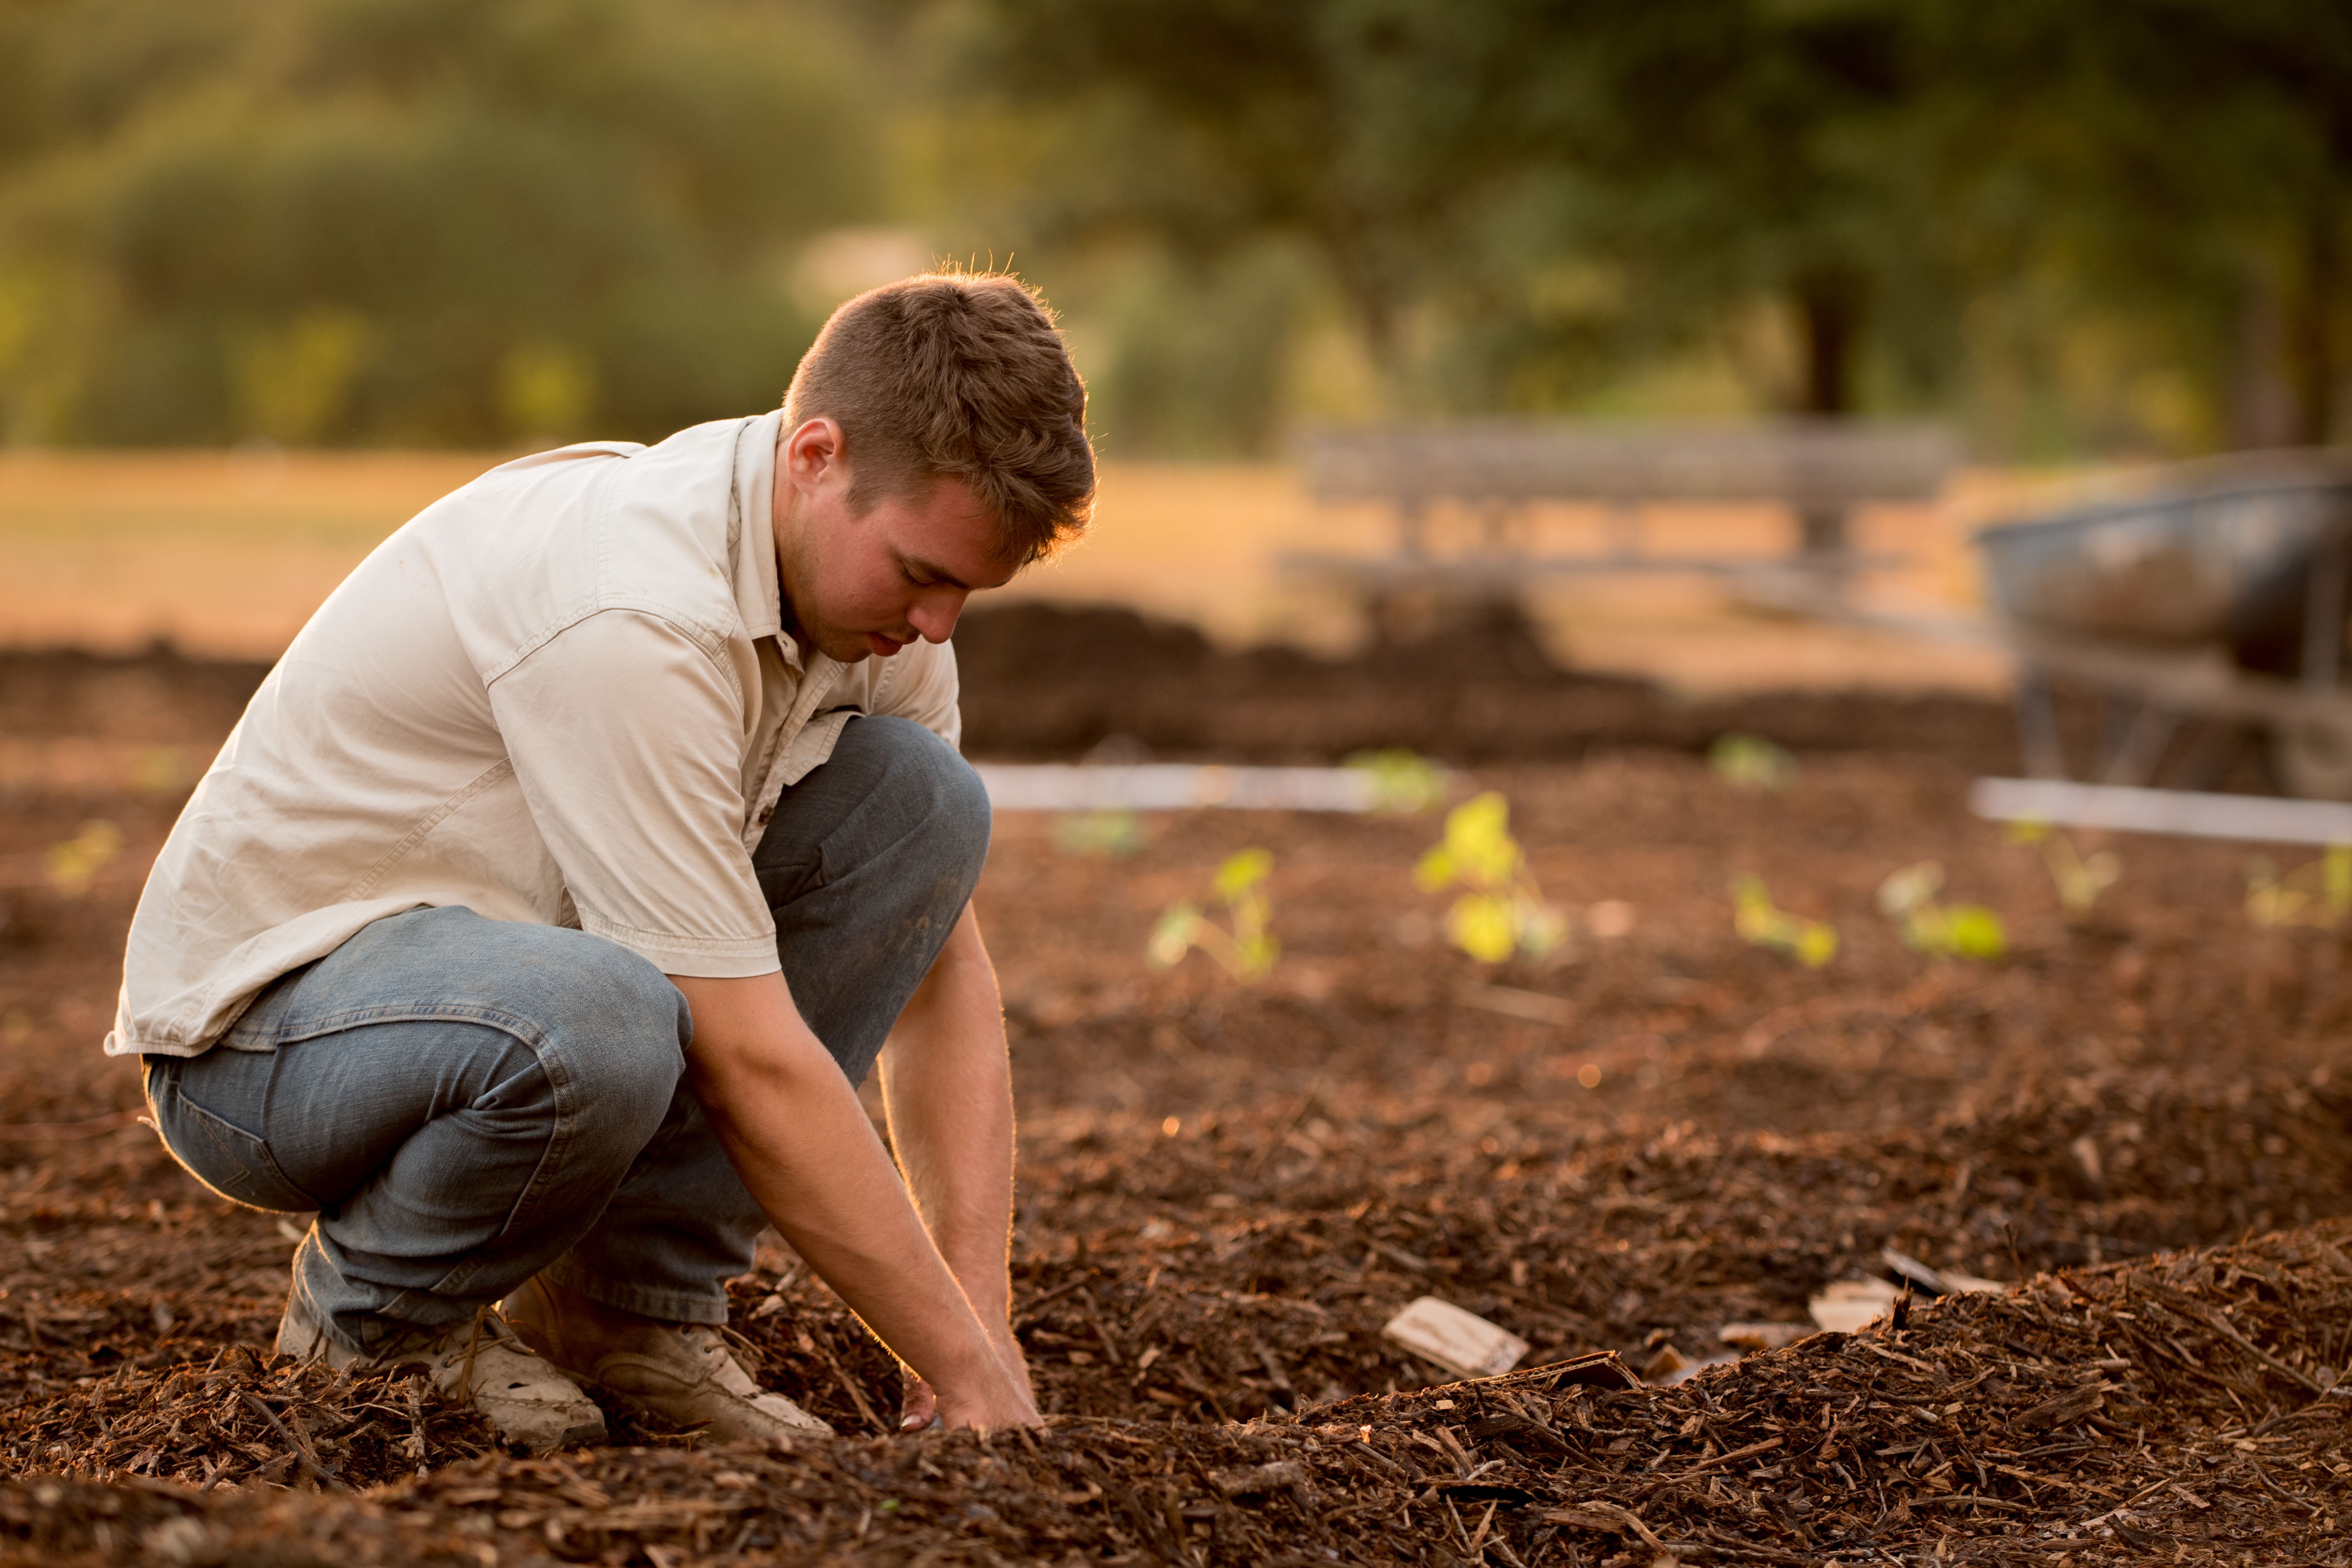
[6,1219,2350,1565]
[7,1350,493,1491]
[0,607,2037,769]
[7,1080,2352,1564]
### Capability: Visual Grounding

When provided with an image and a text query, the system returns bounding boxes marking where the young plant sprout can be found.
[1344,749,1449,813]
[1054,808,1145,858]
[1877,862,2007,960]
[1148,848,1279,979]
[1709,732,1798,792]
[2245,844,2352,929]
[44,819,123,899]
[1416,792,1568,964]
[2004,819,2120,919]
[1731,875,1838,967]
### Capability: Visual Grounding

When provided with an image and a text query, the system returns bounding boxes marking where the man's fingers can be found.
[899,1375,939,1432]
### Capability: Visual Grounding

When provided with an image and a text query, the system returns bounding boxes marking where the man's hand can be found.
[902,1323,1031,1432]
[668,965,1039,1430]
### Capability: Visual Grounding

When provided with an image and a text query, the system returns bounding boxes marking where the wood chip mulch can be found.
[6,1219,2350,1566]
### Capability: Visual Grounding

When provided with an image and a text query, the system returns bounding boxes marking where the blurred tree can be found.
[1549,0,1944,418]
[1922,0,2352,447]
[956,0,1968,424]
[959,0,1559,397]
[0,0,883,445]
[7,0,2348,455]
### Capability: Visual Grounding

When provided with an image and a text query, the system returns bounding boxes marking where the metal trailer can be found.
[1974,451,2352,801]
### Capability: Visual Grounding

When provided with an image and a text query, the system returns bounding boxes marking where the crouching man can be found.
[108,273,1092,1449]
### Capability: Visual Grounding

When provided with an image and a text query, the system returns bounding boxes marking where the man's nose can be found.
[908,588,969,644]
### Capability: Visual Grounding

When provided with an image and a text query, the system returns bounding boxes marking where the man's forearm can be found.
[880,905,1016,1325]
[668,966,1035,1428]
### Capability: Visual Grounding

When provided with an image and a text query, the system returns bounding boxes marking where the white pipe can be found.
[1969,776,2352,845]
[974,763,1382,813]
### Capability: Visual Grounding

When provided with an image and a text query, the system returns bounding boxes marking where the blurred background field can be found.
[0,445,2040,691]
[3,0,2343,699]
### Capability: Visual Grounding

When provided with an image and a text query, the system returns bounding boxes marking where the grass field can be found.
[0,447,2098,694]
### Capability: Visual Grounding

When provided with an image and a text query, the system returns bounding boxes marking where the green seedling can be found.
[1877,862,2007,960]
[1732,875,1838,967]
[1148,848,1279,979]
[45,819,123,898]
[1709,732,1798,792]
[1054,808,1144,858]
[129,745,194,795]
[2245,844,2352,929]
[1416,792,1568,964]
[2004,820,2120,919]
[1344,749,1449,813]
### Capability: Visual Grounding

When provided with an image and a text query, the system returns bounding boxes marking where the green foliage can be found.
[1912,0,2352,449]
[0,0,874,445]
[1053,808,1145,859]
[1731,875,1837,968]
[1550,0,1939,416]
[963,0,2352,452]
[1345,749,1449,814]
[1416,792,1567,964]
[1148,848,1277,980]
[964,0,1546,389]
[2246,844,2352,930]
[7,1,2350,451]
[1877,862,2007,960]
[2004,819,2121,919]
[1708,733,1798,792]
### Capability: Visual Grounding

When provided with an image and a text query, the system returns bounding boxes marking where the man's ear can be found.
[783,417,847,488]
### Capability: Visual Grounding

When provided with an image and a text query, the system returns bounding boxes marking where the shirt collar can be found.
[731,409,787,647]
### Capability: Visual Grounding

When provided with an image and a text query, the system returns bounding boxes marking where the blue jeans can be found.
[142,716,990,1356]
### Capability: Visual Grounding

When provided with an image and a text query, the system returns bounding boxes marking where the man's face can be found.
[772,418,1020,664]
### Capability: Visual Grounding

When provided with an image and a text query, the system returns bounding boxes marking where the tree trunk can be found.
[1794,268,1866,418]
[2284,202,2342,446]
[1792,269,1866,559]
[1315,215,1404,408]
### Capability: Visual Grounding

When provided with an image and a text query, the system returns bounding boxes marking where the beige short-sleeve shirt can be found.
[109,411,960,1058]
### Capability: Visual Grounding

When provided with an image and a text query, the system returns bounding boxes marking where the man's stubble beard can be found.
[773,523,856,663]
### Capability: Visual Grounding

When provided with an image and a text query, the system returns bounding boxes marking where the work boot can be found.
[503,1275,834,1443]
[276,1292,607,1454]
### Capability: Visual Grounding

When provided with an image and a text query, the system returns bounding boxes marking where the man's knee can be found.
[841,715,991,874]
[463,926,686,1123]
[537,938,694,1109]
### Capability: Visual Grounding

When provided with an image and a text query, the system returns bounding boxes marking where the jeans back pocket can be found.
[150,1073,317,1213]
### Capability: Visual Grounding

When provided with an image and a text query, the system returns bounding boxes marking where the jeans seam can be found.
[426,1021,588,1303]
[235,1000,578,1051]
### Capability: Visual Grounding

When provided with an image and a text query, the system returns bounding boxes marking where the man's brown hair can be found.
[784,271,1094,564]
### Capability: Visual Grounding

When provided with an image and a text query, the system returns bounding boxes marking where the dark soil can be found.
[3,628,2350,1564]
[0,602,2029,766]
[954,600,2029,765]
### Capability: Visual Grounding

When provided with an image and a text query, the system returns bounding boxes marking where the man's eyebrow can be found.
[901,552,973,590]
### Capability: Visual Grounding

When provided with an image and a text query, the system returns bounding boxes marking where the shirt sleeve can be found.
[488,609,780,978]
[875,637,963,751]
